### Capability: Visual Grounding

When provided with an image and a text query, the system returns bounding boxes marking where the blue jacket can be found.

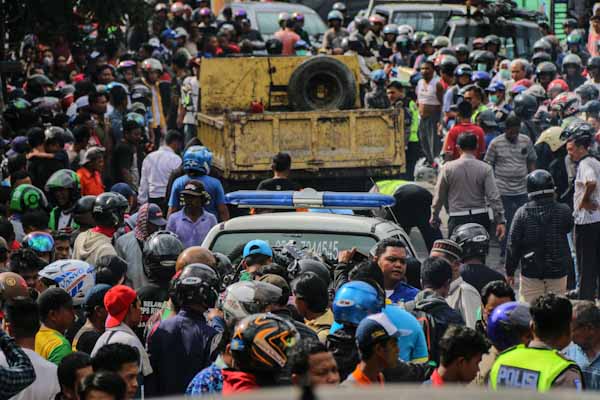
[146,309,224,396]
[388,281,419,304]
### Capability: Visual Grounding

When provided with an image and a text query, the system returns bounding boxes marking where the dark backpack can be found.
[326,326,359,381]
[411,309,449,366]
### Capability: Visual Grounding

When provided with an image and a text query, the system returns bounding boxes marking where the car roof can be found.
[374,3,465,12]
[447,17,539,29]
[228,1,320,14]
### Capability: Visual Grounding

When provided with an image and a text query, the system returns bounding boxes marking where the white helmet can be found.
[414,157,439,184]
[39,260,95,306]
[220,281,282,327]
[142,58,163,73]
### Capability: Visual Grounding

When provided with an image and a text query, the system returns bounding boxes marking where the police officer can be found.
[490,294,583,391]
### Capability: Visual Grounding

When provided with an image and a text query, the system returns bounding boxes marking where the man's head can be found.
[438,325,490,383]
[180,180,211,213]
[510,59,529,81]
[481,280,515,326]
[165,130,183,153]
[372,238,408,288]
[571,301,600,351]
[420,256,452,297]
[88,91,108,116]
[456,132,478,154]
[420,61,435,80]
[122,122,142,146]
[92,343,140,399]
[271,152,292,174]
[530,294,572,349]
[38,287,75,333]
[95,255,128,286]
[10,248,47,288]
[289,338,340,386]
[84,284,110,328]
[292,272,329,319]
[242,240,273,274]
[464,85,483,109]
[109,86,128,109]
[456,99,473,121]
[53,231,71,261]
[505,112,522,141]
[356,312,401,369]
[104,285,141,329]
[430,239,463,279]
[566,138,591,162]
[386,81,405,104]
[58,352,93,400]
[2,297,40,340]
[79,371,127,400]
[82,147,105,173]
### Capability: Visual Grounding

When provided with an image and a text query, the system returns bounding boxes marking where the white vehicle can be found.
[201,189,417,261]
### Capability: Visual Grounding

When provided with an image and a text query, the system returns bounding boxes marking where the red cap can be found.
[104,285,137,328]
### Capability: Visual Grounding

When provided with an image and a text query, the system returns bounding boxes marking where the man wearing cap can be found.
[91,285,152,381]
[116,203,167,290]
[166,180,217,248]
[76,147,105,196]
[239,240,273,281]
[430,239,481,329]
[443,101,486,162]
[72,283,110,354]
[341,312,403,386]
[485,112,537,258]
[431,132,506,238]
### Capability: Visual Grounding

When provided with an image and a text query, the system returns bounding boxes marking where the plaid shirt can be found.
[0,330,36,399]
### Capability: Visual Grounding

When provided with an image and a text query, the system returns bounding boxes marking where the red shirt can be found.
[274,29,300,56]
[443,121,486,160]
[430,369,445,387]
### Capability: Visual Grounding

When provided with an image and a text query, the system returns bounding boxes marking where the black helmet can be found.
[130,84,152,107]
[513,93,538,119]
[332,2,347,12]
[172,263,220,308]
[536,61,557,76]
[92,192,128,228]
[354,17,371,32]
[450,223,490,259]
[288,259,331,286]
[266,38,283,55]
[26,74,54,97]
[455,63,472,77]
[532,52,552,66]
[420,34,434,46]
[477,109,498,129]
[44,126,67,146]
[230,313,299,374]
[454,44,469,55]
[533,38,552,54]
[439,54,459,75]
[73,195,96,215]
[575,84,600,104]
[143,230,184,282]
[560,118,595,146]
[212,251,233,289]
[472,50,495,70]
[438,47,457,57]
[562,53,583,71]
[484,34,501,47]
[526,170,555,199]
[588,56,600,70]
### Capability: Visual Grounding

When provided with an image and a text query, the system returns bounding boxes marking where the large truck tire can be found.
[287,56,357,111]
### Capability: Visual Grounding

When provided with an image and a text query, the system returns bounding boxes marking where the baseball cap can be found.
[258,274,290,302]
[80,146,105,165]
[243,239,273,258]
[486,81,506,93]
[104,285,138,328]
[110,182,136,198]
[181,180,206,197]
[431,239,463,262]
[84,283,111,312]
[355,312,408,349]
[146,203,167,227]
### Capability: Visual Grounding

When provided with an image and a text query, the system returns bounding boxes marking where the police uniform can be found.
[490,341,584,391]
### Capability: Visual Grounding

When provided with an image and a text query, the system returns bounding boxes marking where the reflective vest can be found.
[375,180,410,196]
[471,104,489,123]
[408,100,420,143]
[489,344,577,392]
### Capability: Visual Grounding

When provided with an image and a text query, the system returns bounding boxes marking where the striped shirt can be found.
[484,134,537,195]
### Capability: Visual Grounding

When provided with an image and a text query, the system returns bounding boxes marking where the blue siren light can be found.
[225,189,396,210]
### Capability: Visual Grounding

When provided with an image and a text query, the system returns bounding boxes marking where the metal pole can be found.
[0,0,7,107]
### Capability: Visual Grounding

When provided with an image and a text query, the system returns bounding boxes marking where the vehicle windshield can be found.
[209,231,379,260]
[450,23,542,58]
[391,11,452,36]
[256,11,327,37]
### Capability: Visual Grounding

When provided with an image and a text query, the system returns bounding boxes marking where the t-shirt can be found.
[574,155,600,225]
[35,325,72,365]
[273,29,300,56]
[256,177,301,191]
[114,141,141,191]
[168,174,226,218]
[484,134,537,195]
[460,263,506,294]
[443,122,486,160]
[0,348,60,400]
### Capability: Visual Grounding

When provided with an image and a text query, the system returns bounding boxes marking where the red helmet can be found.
[551,92,580,117]
[171,1,185,15]
[368,14,386,25]
[514,79,533,89]
[548,79,569,94]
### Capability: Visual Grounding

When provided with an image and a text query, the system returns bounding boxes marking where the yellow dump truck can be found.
[197,55,405,191]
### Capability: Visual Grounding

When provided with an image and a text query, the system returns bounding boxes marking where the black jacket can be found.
[506,197,574,279]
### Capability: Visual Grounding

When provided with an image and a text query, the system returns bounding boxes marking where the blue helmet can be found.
[370,69,387,83]
[487,301,531,351]
[333,281,384,326]
[183,146,212,175]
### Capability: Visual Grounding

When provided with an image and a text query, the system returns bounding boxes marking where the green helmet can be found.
[45,169,81,206]
[10,184,48,213]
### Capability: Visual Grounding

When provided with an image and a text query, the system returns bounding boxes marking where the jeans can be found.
[500,194,529,257]
[575,222,600,300]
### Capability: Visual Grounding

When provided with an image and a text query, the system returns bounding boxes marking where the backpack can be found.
[411,309,448,366]
[326,326,359,381]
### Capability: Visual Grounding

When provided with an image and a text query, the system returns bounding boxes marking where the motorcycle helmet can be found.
[333,281,384,326]
[513,93,538,119]
[10,184,48,213]
[560,118,594,146]
[141,58,163,73]
[45,169,81,207]
[526,169,555,199]
[171,263,220,308]
[487,302,531,351]
[288,258,331,286]
[183,145,212,175]
[92,192,128,228]
[450,223,490,259]
[327,10,343,22]
[0,272,29,308]
[143,230,184,282]
[220,281,282,327]
[38,259,95,306]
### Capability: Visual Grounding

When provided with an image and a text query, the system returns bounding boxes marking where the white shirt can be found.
[181,76,199,125]
[91,323,153,376]
[0,348,60,400]
[138,146,182,204]
[446,277,481,329]
[574,156,600,225]
[417,77,441,106]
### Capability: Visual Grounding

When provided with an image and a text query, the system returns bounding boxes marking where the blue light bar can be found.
[225,189,395,210]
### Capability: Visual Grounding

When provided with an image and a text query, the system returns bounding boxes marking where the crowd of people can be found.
[3,0,600,399]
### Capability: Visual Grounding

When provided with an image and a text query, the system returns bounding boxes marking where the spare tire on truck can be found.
[287,56,357,111]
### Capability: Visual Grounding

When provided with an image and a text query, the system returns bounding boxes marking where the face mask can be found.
[500,70,511,80]
[296,50,308,56]
[489,95,499,104]
[477,63,487,72]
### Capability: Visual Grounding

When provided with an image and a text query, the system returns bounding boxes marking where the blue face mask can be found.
[296,50,308,56]
[489,94,499,104]
[477,63,488,72]
[500,70,511,80]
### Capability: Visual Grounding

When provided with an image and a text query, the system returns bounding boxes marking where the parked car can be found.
[370,3,466,36]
